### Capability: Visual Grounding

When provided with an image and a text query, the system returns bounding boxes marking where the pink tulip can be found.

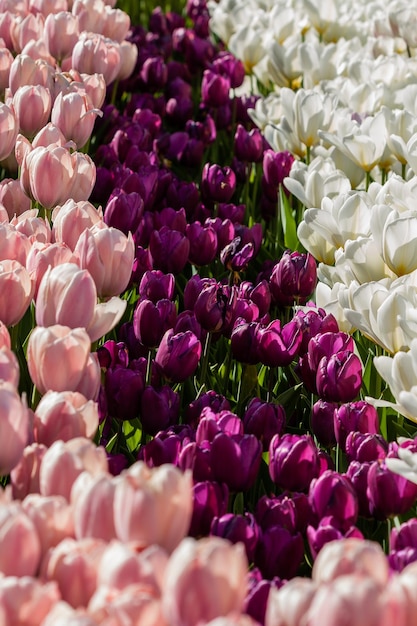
[52,199,103,250]
[22,493,75,558]
[11,209,52,245]
[35,263,126,342]
[10,442,47,500]
[0,321,11,349]
[21,145,75,209]
[117,39,139,81]
[10,13,44,54]
[74,225,135,298]
[305,574,382,626]
[12,84,51,138]
[205,616,262,626]
[68,150,97,202]
[265,578,318,626]
[162,536,248,626]
[41,536,106,608]
[51,89,102,149]
[0,46,13,93]
[41,603,99,626]
[78,72,107,109]
[26,241,76,298]
[113,462,193,553]
[31,121,69,149]
[39,437,108,501]
[0,102,18,161]
[33,390,99,446]
[312,537,389,587]
[0,177,32,218]
[378,574,416,626]
[102,6,130,42]
[26,324,94,395]
[72,0,107,33]
[44,12,79,64]
[29,0,68,17]
[0,382,29,476]
[8,53,54,96]
[0,223,31,265]
[0,501,41,576]
[0,576,60,626]
[0,345,20,387]
[71,32,121,85]
[72,472,117,541]
[89,584,168,626]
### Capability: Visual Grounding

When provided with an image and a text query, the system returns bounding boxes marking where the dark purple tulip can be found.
[293,306,339,354]
[217,202,245,223]
[104,189,144,235]
[367,460,417,519]
[346,460,373,518]
[234,124,264,162]
[255,494,298,534]
[153,207,187,233]
[210,512,260,563]
[345,432,388,463]
[185,390,231,429]
[194,282,237,334]
[186,220,218,266]
[201,163,236,203]
[255,525,304,580]
[140,56,168,90]
[316,350,363,402]
[107,452,129,476]
[138,433,183,467]
[298,331,356,393]
[105,366,145,421]
[183,274,216,310]
[165,179,200,215]
[210,432,262,492]
[263,149,295,189]
[269,434,321,492]
[133,298,177,348]
[132,109,162,139]
[234,223,263,257]
[130,246,153,287]
[138,270,175,303]
[201,69,231,107]
[155,329,202,383]
[391,518,417,552]
[149,226,190,274]
[179,440,212,482]
[309,470,359,530]
[230,319,261,365]
[174,310,205,342]
[165,97,194,126]
[389,547,417,573]
[140,384,180,436]
[220,237,254,272]
[243,397,286,451]
[307,518,364,560]
[258,319,303,367]
[270,250,317,307]
[245,570,282,626]
[97,340,129,370]
[212,51,245,89]
[239,280,271,318]
[118,322,149,361]
[334,401,379,449]
[196,409,243,444]
[310,400,337,447]
[188,480,229,537]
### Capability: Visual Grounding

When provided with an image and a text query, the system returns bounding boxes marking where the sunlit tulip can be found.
[0,102,18,162]
[155,329,202,383]
[72,471,117,541]
[0,501,41,576]
[265,578,318,626]
[0,259,34,327]
[12,84,51,138]
[162,536,248,626]
[21,145,75,209]
[10,12,45,55]
[8,53,54,96]
[43,11,79,64]
[22,493,74,557]
[10,442,47,500]
[0,576,59,626]
[0,382,29,476]
[52,198,103,250]
[51,89,102,149]
[72,32,121,85]
[113,462,193,553]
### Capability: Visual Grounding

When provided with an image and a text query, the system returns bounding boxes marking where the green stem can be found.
[200,332,213,389]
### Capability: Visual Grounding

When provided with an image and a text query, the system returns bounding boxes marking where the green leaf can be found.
[279,185,298,250]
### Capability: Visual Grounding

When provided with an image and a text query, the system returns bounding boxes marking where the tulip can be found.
[43,11,80,64]
[155,329,202,383]
[52,199,103,250]
[67,150,97,202]
[234,124,264,163]
[230,319,261,365]
[0,177,32,219]
[51,88,102,149]
[310,400,338,447]
[258,319,303,367]
[113,462,193,553]
[201,163,237,203]
[316,350,363,402]
[367,459,417,519]
[269,433,321,492]
[162,536,248,626]
[307,518,364,560]
[22,493,74,558]
[194,281,237,334]
[10,442,47,500]
[334,401,379,449]
[133,298,177,348]
[149,226,190,274]
[139,270,175,303]
[210,512,260,563]
[242,397,286,451]
[265,577,318,626]
[0,259,34,328]
[104,188,144,235]
[12,84,52,139]
[309,470,359,530]
[345,432,388,463]
[0,102,18,162]
[72,32,121,85]
[186,220,218,266]
[0,501,41,577]
[140,384,180,436]
[33,390,99,446]
[105,365,145,421]
[255,524,305,580]
[0,576,60,626]
[72,472,117,542]
[270,250,317,307]
[210,432,262,492]
[0,383,29,476]
[21,145,75,209]
[201,69,231,107]
[189,480,230,537]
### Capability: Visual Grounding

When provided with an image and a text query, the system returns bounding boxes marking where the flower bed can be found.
[1,0,417,624]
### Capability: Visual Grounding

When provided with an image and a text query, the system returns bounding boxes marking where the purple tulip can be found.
[185,390,231,429]
[258,319,303,367]
[179,440,213,482]
[210,512,261,562]
[149,226,190,274]
[188,480,229,537]
[138,432,183,467]
[155,329,202,382]
[345,432,388,463]
[309,470,359,530]
[210,432,262,492]
[186,220,218,266]
[307,517,364,560]
[270,250,317,307]
[140,56,168,90]
[334,401,379,449]
[220,237,254,272]
[389,547,417,573]
[97,340,129,370]
[269,434,321,492]
[244,570,282,626]
[293,306,339,354]
[201,163,236,203]
[196,408,243,444]
[105,366,145,421]
[194,282,237,334]
[243,397,286,452]
[234,124,264,162]
[174,310,206,342]
[133,298,177,348]
[367,460,417,519]
[212,50,245,89]
[262,149,295,189]
[316,350,363,402]
[217,202,245,223]
[201,69,231,107]
[230,319,261,365]
[255,524,304,580]
[140,384,180,436]
[256,494,299,534]
[346,460,373,518]
[138,270,175,303]
[153,207,187,233]
[239,280,271,318]
[104,189,144,235]
[310,400,337,447]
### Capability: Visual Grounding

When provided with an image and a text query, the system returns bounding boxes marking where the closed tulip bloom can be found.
[265,577,318,626]
[155,329,202,383]
[258,319,303,367]
[309,470,359,530]
[230,319,261,365]
[51,89,102,149]
[307,518,364,560]
[269,433,321,492]
[67,150,96,203]
[0,383,29,476]
[140,384,180,436]
[334,401,379,449]
[52,199,103,250]
[104,188,144,235]
[10,442,47,500]
[210,432,262,492]
[310,400,338,447]
[8,53,54,96]
[22,493,75,558]
[255,524,304,580]
[270,250,317,307]
[0,501,41,577]
[72,32,121,85]
[0,576,60,626]
[0,177,32,219]
[316,350,363,402]
[345,432,388,463]
[0,259,34,327]
[105,365,145,421]
[72,471,117,541]
[26,241,76,298]
[0,345,20,388]
[234,124,264,163]
[113,462,193,553]
[367,460,417,519]
[210,512,260,563]
[149,226,190,275]
[0,102,18,162]
[243,397,286,451]
[189,480,230,537]
[139,270,175,303]
[21,145,75,209]
[133,298,177,348]
[44,11,80,63]
[162,536,248,626]
[33,390,99,446]
[12,84,52,139]
[186,220,218,266]
[201,163,236,203]
[27,324,93,395]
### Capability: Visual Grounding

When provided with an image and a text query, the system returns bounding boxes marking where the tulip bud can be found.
[367,460,417,519]
[133,298,177,348]
[155,329,202,383]
[310,400,337,447]
[257,319,303,367]
[243,397,286,451]
[140,384,180,436]
[309,470,359,530]
[201,163,236,203]
[149,226,190,274]
[255,524,304,580]
[210,432,262,492]
[211,512,261,563]
[201,69,231,107]
[270,250,317,307]
[269,434,321,492]
[189,480,230,537]
[316,350,363,402]
[334,401,379,449]
[345,432,388,463]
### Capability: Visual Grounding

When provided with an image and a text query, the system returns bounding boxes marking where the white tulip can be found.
[371,204,417,276]
[284,155,351,208]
